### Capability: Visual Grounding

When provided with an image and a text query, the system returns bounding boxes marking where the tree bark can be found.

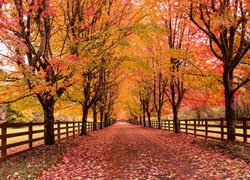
[143,108,146,127]
[80,107,88,136]
[173,106,180,133]
[38,95,56,145]
[104,112,108,127]
[157,112,161,129]
[100,109,104,129]
[147,112,151,128]
[43,101,55,145]
[139,116,142,125]
[224,70,236,141]
[92,104,97,131]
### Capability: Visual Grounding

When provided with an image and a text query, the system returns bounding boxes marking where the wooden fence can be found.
[0,121,106,159]
[139,118,250,143]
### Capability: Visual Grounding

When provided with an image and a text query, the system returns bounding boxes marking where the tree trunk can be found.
[80,107,88,136]
[173,106,180,133]
[224,71,236,141]
[143,109,146,127]
[43,101,55,145]
[157,112,161,129]
[104,112,108,127]
[147,112,151,128]
[107,118,110,126]
[38,95,56,145]
[100,110,104,129]
[139,116,142,125]
[92,104,97,131]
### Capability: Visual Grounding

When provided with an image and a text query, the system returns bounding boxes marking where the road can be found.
[41,122,250,179]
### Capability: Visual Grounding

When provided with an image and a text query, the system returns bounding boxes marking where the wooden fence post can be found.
[243,119,247,143]
[205,119,208,140]
[58,123,60,142]
[194,119,196,137]
[73,122,75,137]
[1,126,7,157]
[221,119,224,140]
[28,123,33,148]
[168,120,170,131]
[78,122,80,134]
[185,120,188,134]
[66,122,69,137]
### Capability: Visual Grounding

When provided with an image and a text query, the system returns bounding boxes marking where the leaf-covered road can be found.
[41,122,250,179]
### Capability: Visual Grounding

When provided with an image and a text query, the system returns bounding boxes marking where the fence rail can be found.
[134,118,250,143]
[0,121,106,159]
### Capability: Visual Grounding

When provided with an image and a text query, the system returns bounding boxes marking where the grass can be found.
[6,126,44,145]
[0,124,72,156]
[179,124,250,143]
[0,138,78,179]
[193,139,250,164]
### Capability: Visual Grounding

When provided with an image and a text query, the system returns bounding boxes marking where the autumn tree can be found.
[97,59,120,128]
[91,101,98,130]
[147,30,169,129]
[151,0,198,133]
[189,0,250,140]
[139,95,147,126]
[138,79,155,127]
[0,0,76,145]
[104,85,119,126]
[62,0,143,134]
[126,100,141,124]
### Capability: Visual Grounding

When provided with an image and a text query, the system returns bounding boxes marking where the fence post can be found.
[78,122,80,134]
[221,119,224,140]
[73,122,75,137]
[28,123,33,148]
[168,120,170,131]
[205,119,208,140]
[58,123,60,142]
[1,126,7,157]
[185,120,188,134]
[243,119,247,143]
[66,122,69,137]
[194,119,196,137]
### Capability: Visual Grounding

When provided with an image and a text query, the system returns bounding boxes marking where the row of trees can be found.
[0,0,249,143]
[125,0,249,141]
[0,0,144,144]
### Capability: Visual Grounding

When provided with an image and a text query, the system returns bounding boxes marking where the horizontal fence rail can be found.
[0,121,108,159]
[131,118,250,143]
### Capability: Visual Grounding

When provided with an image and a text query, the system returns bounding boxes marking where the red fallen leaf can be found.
[38,123,250,179]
